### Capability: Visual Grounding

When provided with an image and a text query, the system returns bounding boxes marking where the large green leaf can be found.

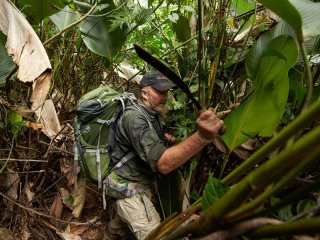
[256,0,302,40]
[258,0,320,41]
[0,38,16,87]
[202,174,229,210]
[76,1,128,60]
[156,171,182,218]
[290,0,320,40]
[246,21,296,79]
[18,0,66,22]
[222,36,298,151]
[49,5,78,31]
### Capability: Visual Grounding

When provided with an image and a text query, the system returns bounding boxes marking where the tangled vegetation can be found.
[1,0,320,239]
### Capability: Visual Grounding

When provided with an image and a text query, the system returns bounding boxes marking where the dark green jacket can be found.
[110,102,168,186]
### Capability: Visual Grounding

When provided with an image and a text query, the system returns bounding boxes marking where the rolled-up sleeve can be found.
[121,110,167,171]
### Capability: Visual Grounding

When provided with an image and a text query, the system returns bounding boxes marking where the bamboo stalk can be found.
[226,144,320,220]
[164,125,320,239]
[0,159,48,162]
[198,125,320,229]
[222,97,320,184]
[248,217,320,238]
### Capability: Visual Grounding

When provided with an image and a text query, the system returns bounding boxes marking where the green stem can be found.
[197,0,204,107]
[222,98,320,184]
[166,125,320,238]
[248,217,320,238]
[254,177,320,218]
[299,41,314,113]
[199,125,320,230]
[226,144,320,219]
[44,1,97,46]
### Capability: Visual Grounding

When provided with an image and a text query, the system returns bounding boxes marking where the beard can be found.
[154,103,169,119]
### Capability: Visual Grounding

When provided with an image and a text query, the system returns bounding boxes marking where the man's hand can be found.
[196,110,224,142]
[164,132,177,143]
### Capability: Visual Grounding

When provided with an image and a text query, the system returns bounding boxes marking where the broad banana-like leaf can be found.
[75,1,128,60]
[258,0,320,41]
[246,21,296,79]
[222,36,298,151]
[257,0,302,40]
[0,39,16,87]
[49,5,78,32]
[290,0,320,40]
[17,0,65,22]
[0,0,52,111]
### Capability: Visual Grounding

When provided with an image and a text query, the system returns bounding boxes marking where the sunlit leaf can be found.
[222,36,298,151]
[202,174,229,210]
[290,0,320,40]
[49,5,78,32]
[8,111,23,135]
[75,0,128,60]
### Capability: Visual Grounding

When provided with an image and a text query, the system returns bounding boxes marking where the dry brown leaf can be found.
[68,224,90,236]
[0,0,52,111]
[56,232,82,240]
[60,187,74,210]
[50,193,64,219]
[5,168,19,200]
[24,182,35,203]
[240,139,257,151]
[189,13,197,36]
[115,63,142,84]
[0,228,15,240]
[72,178,86,218]
[22,226,31,240]
[39,99,62,140]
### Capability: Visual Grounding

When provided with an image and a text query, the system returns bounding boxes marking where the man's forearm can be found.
[156,132,208,174]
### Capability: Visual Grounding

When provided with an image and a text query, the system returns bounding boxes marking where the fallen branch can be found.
[0,192,97,226]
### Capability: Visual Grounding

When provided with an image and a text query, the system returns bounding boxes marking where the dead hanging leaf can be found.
[72,178,86,218]
[50,193,64,219]
[0,0,52,111]
[189,13,197,36]
[115,63,142,84]
[0,228,15,240]
[39,99,62,140]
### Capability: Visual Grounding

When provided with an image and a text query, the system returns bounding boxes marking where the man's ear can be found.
[141,89,148,100]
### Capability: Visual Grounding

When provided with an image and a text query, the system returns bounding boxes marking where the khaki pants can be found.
[110,190,161,240]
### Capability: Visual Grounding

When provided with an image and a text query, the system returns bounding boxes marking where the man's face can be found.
[141,86,169,112]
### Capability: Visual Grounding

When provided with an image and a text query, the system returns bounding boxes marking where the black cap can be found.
[140,71,176,91]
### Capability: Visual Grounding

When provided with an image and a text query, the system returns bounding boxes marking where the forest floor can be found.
[0,126,135,240]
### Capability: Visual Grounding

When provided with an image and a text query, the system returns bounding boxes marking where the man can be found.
[105,71,224,240]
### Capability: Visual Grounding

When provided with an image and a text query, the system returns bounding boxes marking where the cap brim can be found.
[152,80,176,91]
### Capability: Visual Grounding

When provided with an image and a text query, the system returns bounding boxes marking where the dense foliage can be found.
[1,0,320,239]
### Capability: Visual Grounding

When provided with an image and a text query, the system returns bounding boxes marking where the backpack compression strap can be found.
[102,151,137,208]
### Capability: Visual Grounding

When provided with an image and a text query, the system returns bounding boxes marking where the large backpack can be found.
[73,85,142,189]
